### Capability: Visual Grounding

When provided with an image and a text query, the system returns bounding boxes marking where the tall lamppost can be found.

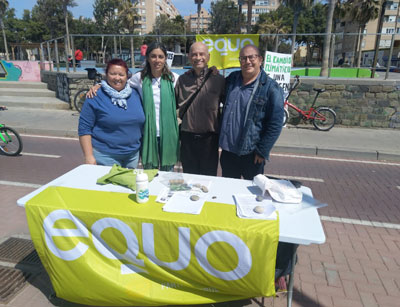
[195,0,204,34]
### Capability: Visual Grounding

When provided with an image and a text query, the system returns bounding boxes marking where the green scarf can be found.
[141,76,179,170]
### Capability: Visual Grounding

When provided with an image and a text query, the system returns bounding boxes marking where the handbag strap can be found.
[180,69,213,120]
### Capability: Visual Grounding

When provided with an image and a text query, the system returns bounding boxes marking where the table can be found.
[18,165,326,307]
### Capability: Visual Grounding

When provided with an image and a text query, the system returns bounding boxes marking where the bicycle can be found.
[283,75,337,131]
[73,68,103,113]
[0,106,23,156]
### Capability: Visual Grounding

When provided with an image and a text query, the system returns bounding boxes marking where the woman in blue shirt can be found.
[78,59,145,168]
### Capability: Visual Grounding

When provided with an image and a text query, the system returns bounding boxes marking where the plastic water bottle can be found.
[136,170,149,203]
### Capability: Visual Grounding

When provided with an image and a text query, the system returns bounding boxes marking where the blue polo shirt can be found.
[78,88,145,155]
[219,73,260,155]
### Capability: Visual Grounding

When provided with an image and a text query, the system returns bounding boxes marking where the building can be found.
[334,0,400,67]
[239,0,280,25]
[184,7,211,33]
[132,0,180,34]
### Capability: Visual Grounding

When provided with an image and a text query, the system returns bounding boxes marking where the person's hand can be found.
[210,66,219,75]
[86,84,101,98]
[84,155,97,165]
[254,153,265,164]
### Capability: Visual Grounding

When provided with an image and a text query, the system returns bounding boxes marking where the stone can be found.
[253,206,265,214]
[190,195,200,201]
[200,186,209,193]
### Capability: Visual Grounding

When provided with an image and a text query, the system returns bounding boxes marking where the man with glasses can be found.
[219,44,284,179]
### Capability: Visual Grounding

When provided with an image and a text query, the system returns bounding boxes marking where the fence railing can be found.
[32,32,400,79]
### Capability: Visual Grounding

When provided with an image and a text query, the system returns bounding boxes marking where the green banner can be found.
[26,186,278,306]
[196,34,260,70]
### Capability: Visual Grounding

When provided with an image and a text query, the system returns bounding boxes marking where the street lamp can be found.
[195,0,204,34]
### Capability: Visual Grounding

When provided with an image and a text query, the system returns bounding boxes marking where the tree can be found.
[320,0,336,76]
[296,3,327,65]
[62,0,77,56]
[93,0,121,61]
[93,0,121,33]
[0,0,9,60]
[31,0,65,39]
[256,10,290,52]
[246,0,253,34]
[347,0,380,67]
[209,0,241,34]
[282,0,314,56]
[150,15,186,50]
[118,0,139,67]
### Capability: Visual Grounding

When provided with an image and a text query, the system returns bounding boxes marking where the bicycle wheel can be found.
[74,89,88,113]
[0,126,23,156]
[283,108,289,126]
[313,107,336,131]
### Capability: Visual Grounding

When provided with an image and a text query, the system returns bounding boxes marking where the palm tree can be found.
[118,0,139,67]
[320,0,337,77]
[0,0,9,60]
[348,0,380,67]
[282,0,314,56]
[257,11,290,52]
[247,0,253,34]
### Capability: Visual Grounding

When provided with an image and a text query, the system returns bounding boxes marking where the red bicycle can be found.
[283,76,336,131]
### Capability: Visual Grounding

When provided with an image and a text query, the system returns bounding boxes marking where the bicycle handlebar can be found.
[285,75,300,101]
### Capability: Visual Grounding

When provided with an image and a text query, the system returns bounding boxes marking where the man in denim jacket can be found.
[219,44,284,179]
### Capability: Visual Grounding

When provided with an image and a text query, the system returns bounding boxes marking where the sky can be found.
[9,0,212,19]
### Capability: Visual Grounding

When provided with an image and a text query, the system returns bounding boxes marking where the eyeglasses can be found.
[238,54,260,62]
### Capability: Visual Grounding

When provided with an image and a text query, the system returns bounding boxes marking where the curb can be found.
[273,145,400,162]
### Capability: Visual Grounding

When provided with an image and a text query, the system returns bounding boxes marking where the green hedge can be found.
[292,68,373,78]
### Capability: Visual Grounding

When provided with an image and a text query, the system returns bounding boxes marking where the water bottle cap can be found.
[136,171,148,182]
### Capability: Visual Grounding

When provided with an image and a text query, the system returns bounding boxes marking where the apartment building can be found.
[235,0,280,26]
[184,7,211,33]
[334,0,400,67]
[132,0,179,34]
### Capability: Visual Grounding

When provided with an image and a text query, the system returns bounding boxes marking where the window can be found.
[385,27,395,34]
[388,2,398,10]
[379,40,391,47]
[142,9,146,14]
[384,15,396,22]
[255,0,269,5]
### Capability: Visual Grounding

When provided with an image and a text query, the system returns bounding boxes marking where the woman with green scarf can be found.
[87,42,179,171]
[130,42,180,171]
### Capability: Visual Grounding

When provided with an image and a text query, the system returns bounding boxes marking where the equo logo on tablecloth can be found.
[43,209,252,281]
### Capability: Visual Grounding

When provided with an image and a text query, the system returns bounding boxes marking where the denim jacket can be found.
[223,69,284,160]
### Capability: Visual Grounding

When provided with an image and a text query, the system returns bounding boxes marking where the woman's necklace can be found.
[154,77,161,88]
